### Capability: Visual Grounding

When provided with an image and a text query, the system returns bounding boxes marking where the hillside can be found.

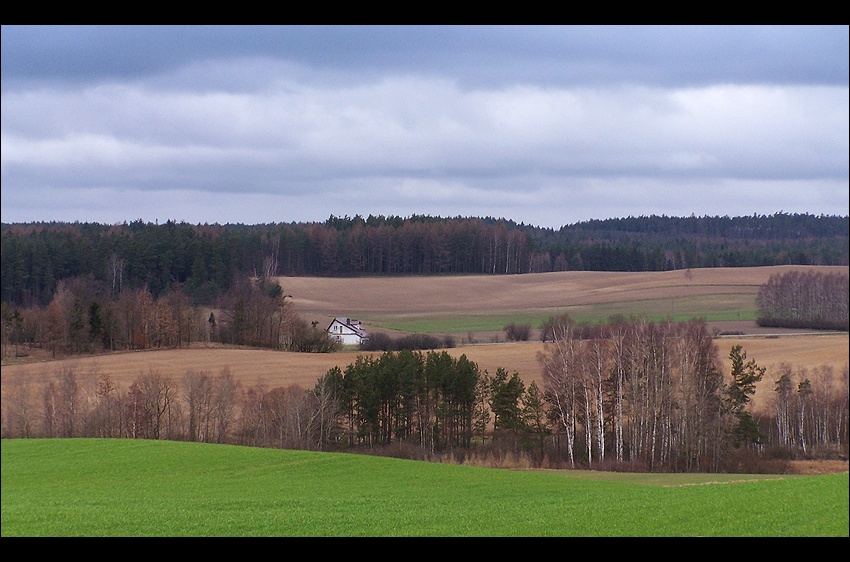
[3,439,847,536]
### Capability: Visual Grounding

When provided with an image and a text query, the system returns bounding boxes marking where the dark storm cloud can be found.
[3,26,847,89]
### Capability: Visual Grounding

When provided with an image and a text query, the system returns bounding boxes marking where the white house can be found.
[327,317,369,346]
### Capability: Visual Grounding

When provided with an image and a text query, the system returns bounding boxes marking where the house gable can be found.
[327,317,369,345]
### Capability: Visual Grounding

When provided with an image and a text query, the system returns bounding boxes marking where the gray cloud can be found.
[3,26,847,89]
[1,25,847,228]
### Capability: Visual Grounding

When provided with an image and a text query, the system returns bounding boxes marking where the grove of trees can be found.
[0,273,339,360]
[4,317,846,473]
[757,269,849,331]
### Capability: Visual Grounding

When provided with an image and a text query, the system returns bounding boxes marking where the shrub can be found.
[503,322,531,341]
[360,332,455,351]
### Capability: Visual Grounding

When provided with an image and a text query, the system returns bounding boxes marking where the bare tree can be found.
[137,369,175,439]
[587,335,610,465]
[538,314,579,468]
[670,321,724,472]
[183,370,214,442]
[2,372,36,438]
[57,366,80,438]
[797,377,812,454]
[311,370,344,450]
[758,270,849,330]
[44,299,68,358]
[235,381,269,447]
[262,233,280,278]
[108,253,126,297]
[540,316,728,472]
[88,373,119,438]
[772,363,795,450]
[42,379,59,437]
[608,319,628,463]
[212,368,240,444]
[837,364,849,449]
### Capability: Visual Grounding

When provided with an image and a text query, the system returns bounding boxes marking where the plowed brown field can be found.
[275,264,849,338]
[277,266,797,317]
[3,266,848,414]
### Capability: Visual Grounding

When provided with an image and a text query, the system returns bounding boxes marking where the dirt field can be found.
[276,264,848,316]
[3,333,846,411]
[277,264,848,337]
[3,266,847,415]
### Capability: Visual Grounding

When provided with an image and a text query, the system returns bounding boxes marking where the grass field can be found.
[2,439,847,537]
[368,295,758,334]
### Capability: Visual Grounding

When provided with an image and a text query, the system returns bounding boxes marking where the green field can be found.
[373,295,758,334]
[2,439,847,537]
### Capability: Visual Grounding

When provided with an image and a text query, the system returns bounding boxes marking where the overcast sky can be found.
[2,25,848,229]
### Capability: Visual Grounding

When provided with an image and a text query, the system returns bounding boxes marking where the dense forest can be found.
[2,212,848,308]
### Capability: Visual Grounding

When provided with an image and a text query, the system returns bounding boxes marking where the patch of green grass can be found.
[372,295,758,334]
[377,313,551,333]
[2,439,847,537]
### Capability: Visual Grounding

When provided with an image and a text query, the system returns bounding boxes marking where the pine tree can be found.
[725,345,766,447]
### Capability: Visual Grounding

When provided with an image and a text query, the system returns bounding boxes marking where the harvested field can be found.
[1,346,355,392]
[2,266,847,415]
[276,264,849,339]
[2,334,846,415]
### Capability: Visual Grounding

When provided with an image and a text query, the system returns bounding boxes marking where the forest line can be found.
[3,212,847,308]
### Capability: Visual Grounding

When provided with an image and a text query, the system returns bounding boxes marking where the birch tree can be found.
[587,335,610,465]
[538,314,578,467]
[772,363,794,450]
[212,368,239,444]
[797,377,812,454]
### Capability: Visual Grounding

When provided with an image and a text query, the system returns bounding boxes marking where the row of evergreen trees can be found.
[3,212,847,307]
[320,351,482,451]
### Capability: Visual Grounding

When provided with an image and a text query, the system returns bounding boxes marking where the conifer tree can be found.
[725,345,765,447]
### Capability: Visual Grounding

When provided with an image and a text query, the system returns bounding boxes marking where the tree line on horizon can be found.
[2,317,846,473]
[2,212,847,308]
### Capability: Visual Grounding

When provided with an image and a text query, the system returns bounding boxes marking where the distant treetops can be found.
[2,213,847,308]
